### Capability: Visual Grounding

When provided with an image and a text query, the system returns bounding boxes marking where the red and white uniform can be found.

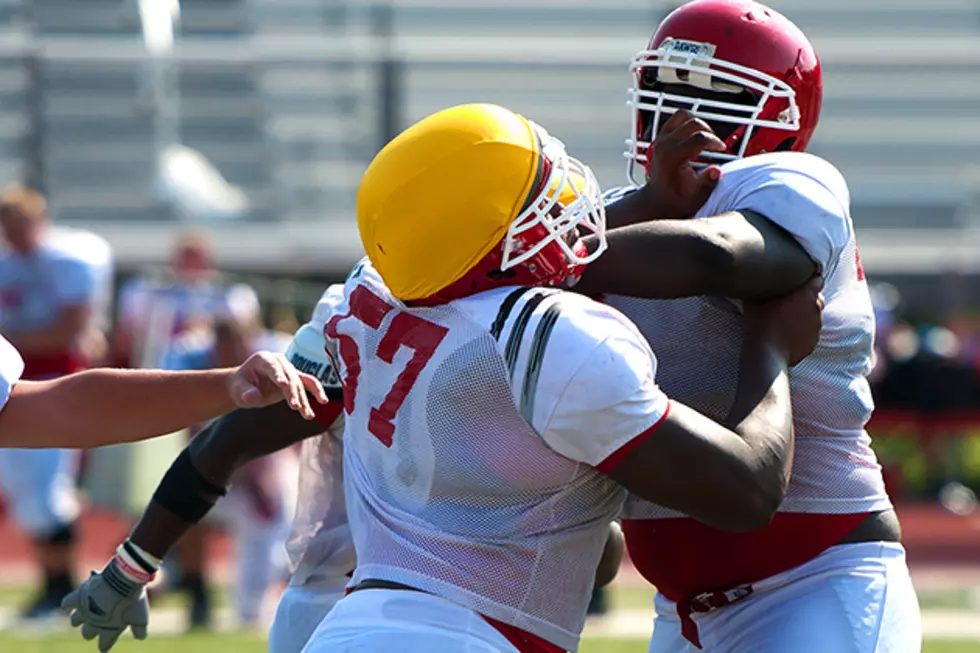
[0,227,113,379]
[605,152,921,652]
[305,260,669,653]
[0,228,112,537]
[269,286,351,653]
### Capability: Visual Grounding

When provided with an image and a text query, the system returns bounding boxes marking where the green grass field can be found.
[0,632,976,653]
[0,583,975,652]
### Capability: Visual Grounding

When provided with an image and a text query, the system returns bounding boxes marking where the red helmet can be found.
[625,0,823,182]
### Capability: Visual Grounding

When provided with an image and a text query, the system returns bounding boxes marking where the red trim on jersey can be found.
[482,616,564,653]
[312,401,343,428]
[622,511,871,648]
[595,402,671,473]
[21,352,88,380]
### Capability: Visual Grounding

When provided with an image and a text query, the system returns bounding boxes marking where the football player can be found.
[0,185,115,617]
[62,103,822,653]
[572,1,923,650]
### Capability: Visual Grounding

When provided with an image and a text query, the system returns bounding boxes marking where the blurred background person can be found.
[113,230,240,370]
[0,184,114,620]
[157,290,295,630]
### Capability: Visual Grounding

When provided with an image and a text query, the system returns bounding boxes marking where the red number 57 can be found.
[324,285,448,447]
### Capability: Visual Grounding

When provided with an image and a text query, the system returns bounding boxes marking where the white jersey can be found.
[328,260,669,651]
[283,285,355,587]
[606,151,888,518]
[47,227,115,331]
[0,227,114,336]
[0,335,24,412]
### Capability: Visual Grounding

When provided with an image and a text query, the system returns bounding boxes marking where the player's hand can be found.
[61,561,150,652]
[228,351,328,418]
[745,275,825,367]
[644,110,727,218]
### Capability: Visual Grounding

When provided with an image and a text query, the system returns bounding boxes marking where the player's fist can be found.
[228,351,328,418]
[745,275,825,367]
[644,110,727,218]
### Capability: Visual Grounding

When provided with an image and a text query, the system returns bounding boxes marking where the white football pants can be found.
[301,589,521,653]
[0,447,80,536]
[268,576,347,653]
[647,542,922,653]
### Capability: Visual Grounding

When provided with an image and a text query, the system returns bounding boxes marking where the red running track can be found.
[0,503,977,583]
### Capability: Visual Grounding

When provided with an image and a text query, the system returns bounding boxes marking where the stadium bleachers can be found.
[0,0,976,267]
[387,0,980,229]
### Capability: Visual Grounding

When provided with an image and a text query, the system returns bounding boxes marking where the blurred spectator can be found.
[869,279,980,499]
[113,230,248,369]
[158,297,295,629]
[0,184,113,620]
[868,282,902,384]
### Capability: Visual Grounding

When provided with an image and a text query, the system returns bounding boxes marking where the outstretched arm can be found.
[0,351,327,449]
[129,400,336,559]
[578,209,816,301]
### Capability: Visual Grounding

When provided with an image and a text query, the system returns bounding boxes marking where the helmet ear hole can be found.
[774,137,796,152]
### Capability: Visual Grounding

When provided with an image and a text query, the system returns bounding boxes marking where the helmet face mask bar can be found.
[626,45,801,184]
[501,122,606,279]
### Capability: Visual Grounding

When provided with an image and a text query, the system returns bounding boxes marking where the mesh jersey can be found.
[327,260,669,651]
[0,335,23,413]
[282,285,354,586]
[606,151,888,517]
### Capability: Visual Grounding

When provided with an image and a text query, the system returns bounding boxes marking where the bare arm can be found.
[0,353,325,449]
[6,304,90,354]
[578,210,816,301]
[606,327,792,532]
[128,401,330,559]
[604,184,661,229]
[603,278,823,532]
[122,302,347,557]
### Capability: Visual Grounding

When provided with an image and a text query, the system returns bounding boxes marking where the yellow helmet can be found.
[357,103,606,302]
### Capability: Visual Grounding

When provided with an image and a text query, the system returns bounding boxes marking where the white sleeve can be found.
[527,299,671,471]
[0,336,24,412]
[285,285,346,424]
[716,155,852,278]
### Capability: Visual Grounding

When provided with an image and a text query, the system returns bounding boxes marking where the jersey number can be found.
[324,285,448,447]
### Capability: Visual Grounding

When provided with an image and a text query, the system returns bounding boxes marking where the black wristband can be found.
[122,540,158,575]
[152,448,227,524]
